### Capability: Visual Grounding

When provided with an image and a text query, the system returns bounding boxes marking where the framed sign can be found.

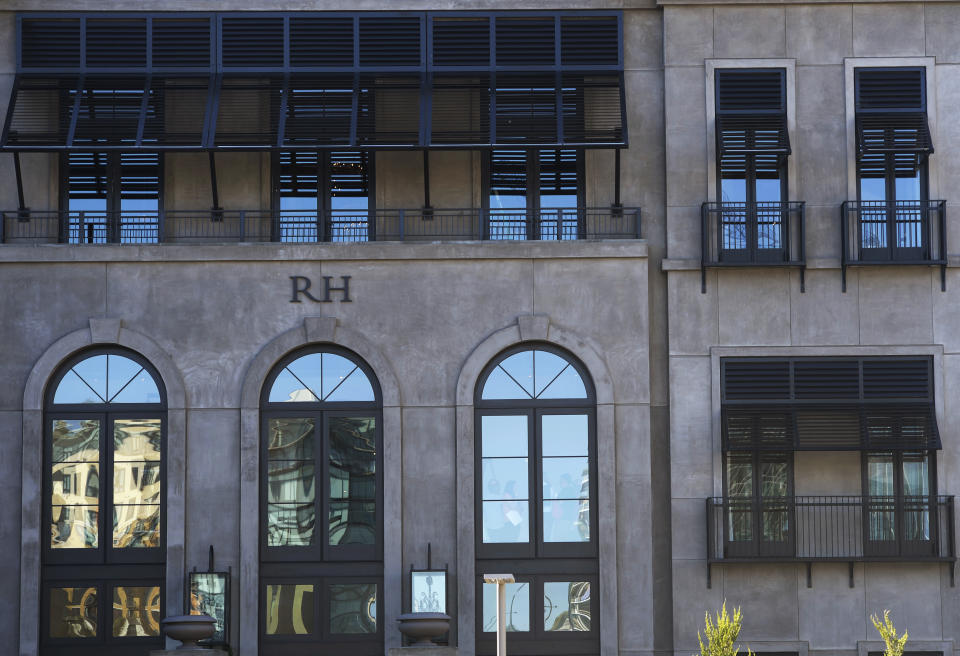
[188,571,230,645]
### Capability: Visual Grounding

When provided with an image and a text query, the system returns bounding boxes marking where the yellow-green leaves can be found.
[697,601,752,656]
[871,610,908,656]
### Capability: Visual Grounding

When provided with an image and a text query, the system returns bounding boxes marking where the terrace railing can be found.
[0,207,641,245]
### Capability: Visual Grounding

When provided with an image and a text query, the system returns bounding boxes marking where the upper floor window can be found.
[485,149,583,240]
[43,349,166,656]
[475,345,598,655]
[854,68,933,257]
[61,152,161,244]
[260,347,382,656]
[273,151,373,242]
[714,69,790,261]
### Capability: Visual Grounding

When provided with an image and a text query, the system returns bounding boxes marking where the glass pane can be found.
[543,499,590,542]
[860,176,887,202]
[329,416,377,546]
[903,452,930,496]
[109,366,161,404]
[482,500,529,543]
[267,418,315,460]
[285,354,324,398]
[728,502,753,542]
[329,583,377,634]
[868,453,895,496]
[268,368,320,403]
[267,503,316,547]
[482,581,529,632]
[52,419,101,462]
[533,351,567,397]
[265,584,314,635]
[411,571,446,613]
[279,196,319,243]
[720,177,746,203]
[760,459,788,498]
[112,585,161,637]
[726,459,753,498]
[481,367,531,399]
[114,419,161,460]
[542,457,589,499]
[113,462,161,504]
[52,462,100,505]
[761,504,789,542]
[895,170,921,201]
[105,355,144,401]
[71,354,108,401]
[481,415,528,457]
[542,415,588,456]
[51,505,98,548]
[113,504,160,548]
[755,178,782,204]
[189,572,228,643]
[498,351,534,396]
[482,458,528,501]
[54,369,106,404]
[268,460,315,504]
[324,367,376,402]
[537,365,588,399]
[49,587,97,638]
[544,581,591,631]
[321,353,359,400]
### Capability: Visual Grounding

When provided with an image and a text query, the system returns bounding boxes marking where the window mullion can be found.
[318,411,328,563]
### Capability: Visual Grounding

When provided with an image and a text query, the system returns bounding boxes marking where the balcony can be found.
[841,200,947,291]
[706,496,956,583]
[0,207,641,244]
[700,201,806,292]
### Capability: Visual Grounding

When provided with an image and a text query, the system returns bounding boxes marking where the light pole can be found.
[482,573,515,656]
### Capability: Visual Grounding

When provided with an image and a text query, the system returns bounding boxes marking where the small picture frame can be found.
[410,569,447,614]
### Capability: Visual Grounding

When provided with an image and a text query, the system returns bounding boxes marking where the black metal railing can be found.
[841,200,947,290]
[707,496,955,562]
[700,201,806,292]
[0,207,641,244]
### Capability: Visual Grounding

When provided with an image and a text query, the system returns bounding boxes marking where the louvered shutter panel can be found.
[279,151,319,197]
[67,151,110,198]
[72,79,146,146]
[141,77,211,147]
[432,18,490,66]
[855,68,932,167]
[792,360,860,399]
[290,17,355,67]
[213,76,283,147]
[561,74,624,145]
[722,360,791,400]
[359,17,421,67]
[330,151,370,197]
[355,76,421,146]
[3,76,75,147]
[119,152,160,199]
[715,69,790,170]
[283,75,355,148]
[221,17,285,68]
[490,150,528,194]
[560,16,618,66]
[496,18,555,66]
[21,19,81,69]
[495,74,557,145]
[86,19,147,69]
[153,19,211,69]
[430,75,491,146]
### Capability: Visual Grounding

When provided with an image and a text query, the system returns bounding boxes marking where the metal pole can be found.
[497,582,506,656]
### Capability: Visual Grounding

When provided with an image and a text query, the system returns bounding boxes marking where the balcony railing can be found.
[700,201,806,292]
[707,496,956,564]
[0,207,641,245]
[841,200,947,291]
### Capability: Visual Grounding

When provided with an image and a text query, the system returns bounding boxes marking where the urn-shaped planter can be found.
[161,614,217,650]
[397,612,451,646]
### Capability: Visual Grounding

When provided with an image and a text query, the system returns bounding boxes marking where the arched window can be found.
[475,345,598,655]
[43,348,166,656]
[260,347,382,656]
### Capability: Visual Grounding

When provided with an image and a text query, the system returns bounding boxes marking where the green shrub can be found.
[871,610,908,656]
[697,601,752,656]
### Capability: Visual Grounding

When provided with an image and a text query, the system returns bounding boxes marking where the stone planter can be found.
[160,615,216,650]
[397,612,451,646]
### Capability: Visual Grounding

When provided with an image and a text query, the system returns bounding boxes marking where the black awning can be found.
[722,403,941,451]
[856,112,933,156]
[716,113,791,157]
[2,72,627,151]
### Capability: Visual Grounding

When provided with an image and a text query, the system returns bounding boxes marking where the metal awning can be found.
[856,112,933,156]
[722,402,942,451]
[716,113,791,157]
[1,72,627,151]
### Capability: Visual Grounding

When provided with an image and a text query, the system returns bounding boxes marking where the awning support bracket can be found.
[208,152,223,221]
[423,150,432,218]
[13,152,28,220]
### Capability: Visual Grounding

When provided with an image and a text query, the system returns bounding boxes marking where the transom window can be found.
[259,346,383,656]
[43,349,166,656]
[475,344,598,656]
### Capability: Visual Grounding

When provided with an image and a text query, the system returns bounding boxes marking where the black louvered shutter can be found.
[560,16,619,66]
[68,151,110,198]
[86,19,147,69]
[290,17,355,67]
[855,68,932,167]
[430,75,491,146]
[222,17,285,68]
[715,69,790,170]
[213,76,283,147]
[72,79,146,146]
[279,151,319,197]
[21,19,81,69]
[3,76,75,147]
[153,19,211,69]
[283,76,355,148]
[141,77,211,147]
[432,17,490,66]
[496,17,555,66]
[359,17,421,67]
[330,151,370,197]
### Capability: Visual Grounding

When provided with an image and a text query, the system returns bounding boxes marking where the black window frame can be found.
[271,150,376,243]
[474,343,599,656]
[259,345,384,656]
[482,148,585,240]
[59,150,163,243]
[41,347,167,656]
[721,451,794,558]
[861,449,939,557]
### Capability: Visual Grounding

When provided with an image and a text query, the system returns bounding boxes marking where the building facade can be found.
[0,2,958,656]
